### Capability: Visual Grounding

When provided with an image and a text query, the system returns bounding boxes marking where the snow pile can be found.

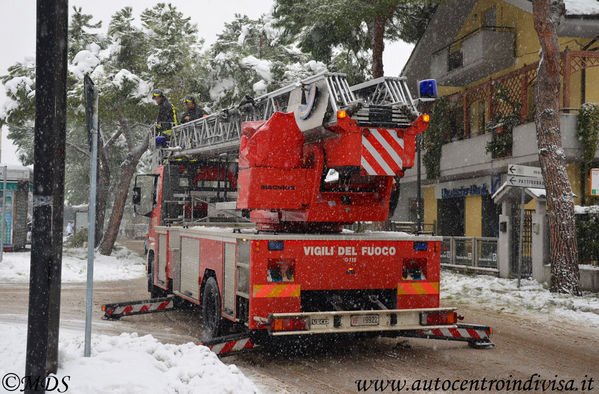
[252,80,268,95]
[3,76,34,96]
[112,69,152,99]
[565,0,599,15]
[0,98,19,120]
[210,78,236,101]
[0,324,258,394]
[69,50,101,79]
[237,25,249,46]
[0,246,146,283]
[282,60,327,82]
[441,271,599,328]
[575,205,599,215]
[240,56,273,82]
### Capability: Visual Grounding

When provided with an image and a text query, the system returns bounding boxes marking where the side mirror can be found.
[132,186,141,205]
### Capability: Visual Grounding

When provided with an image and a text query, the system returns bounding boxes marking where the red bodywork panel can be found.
[247,238,441,329]
[236,112,428,230]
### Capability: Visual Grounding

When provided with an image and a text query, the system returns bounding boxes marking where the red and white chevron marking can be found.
[105,299,174,317]
[417,327,490,340]
[361,129,404,176]
[208,338,255,356]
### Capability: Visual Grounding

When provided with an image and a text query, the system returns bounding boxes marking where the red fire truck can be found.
[103,73,492,354]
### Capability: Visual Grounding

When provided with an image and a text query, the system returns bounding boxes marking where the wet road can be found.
[1,241,597,393]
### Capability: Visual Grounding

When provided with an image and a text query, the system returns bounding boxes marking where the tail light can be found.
[420,311,457,326]
[271,317,308,332]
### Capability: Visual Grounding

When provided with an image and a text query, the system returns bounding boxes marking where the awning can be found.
[491,182,546,205]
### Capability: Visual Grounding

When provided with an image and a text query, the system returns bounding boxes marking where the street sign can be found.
[507,175,545,188]
[591,168,599,197]
[508,164,543,178]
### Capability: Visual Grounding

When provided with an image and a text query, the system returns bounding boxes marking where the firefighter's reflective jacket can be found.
[156,98,178,135]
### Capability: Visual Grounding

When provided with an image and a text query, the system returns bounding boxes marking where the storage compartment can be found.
[180,237,200,299]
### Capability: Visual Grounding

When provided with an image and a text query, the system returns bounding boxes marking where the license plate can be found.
[350,314,379,326]
[311,318,329,326]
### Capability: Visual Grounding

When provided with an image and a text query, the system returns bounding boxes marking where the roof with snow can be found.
[509,0,599,17]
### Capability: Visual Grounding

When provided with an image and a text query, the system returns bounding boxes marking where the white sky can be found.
[0,0,413,166]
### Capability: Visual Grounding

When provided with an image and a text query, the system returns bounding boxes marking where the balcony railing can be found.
[437,49,599,149]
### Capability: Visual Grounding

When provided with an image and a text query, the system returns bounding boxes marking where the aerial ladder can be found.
[153,73,420,162]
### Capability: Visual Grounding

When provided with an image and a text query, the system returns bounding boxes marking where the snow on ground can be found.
[441,271,599,328]
[575,204,599,214]
[565,0,599,15]
[0,246,145,283]
[0,323,258,394]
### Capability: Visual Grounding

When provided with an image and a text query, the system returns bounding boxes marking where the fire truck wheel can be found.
[201,277,224,339]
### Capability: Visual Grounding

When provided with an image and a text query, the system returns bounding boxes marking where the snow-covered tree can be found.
[205,14,327,110]
[272,0,437,80]
[1,4,202,255]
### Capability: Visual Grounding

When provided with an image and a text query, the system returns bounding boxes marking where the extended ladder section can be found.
[151,72,418,163]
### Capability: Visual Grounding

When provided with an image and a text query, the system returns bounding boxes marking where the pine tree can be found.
[68,6,103,59]
[206,14,327,110]
[273,0,437,80]
[532,0,580,295]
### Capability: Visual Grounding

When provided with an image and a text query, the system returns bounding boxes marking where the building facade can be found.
[396,0,599,237]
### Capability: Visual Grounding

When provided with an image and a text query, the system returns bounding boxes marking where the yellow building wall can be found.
[584,67,599,105]
[452,0,595,110]
[567,162,582,205]
[423,186,438,227]
[465,195,482,237]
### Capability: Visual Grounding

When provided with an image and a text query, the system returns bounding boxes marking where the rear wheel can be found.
[201,276,225,339]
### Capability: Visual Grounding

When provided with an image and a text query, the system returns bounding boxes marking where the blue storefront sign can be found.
[436,175,503,200]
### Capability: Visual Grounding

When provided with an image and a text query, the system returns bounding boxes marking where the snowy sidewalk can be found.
[441,271,599,328]
[0,246,146,283]
[0,323,258,394]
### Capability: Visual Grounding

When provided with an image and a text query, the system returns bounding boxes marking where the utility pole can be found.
[46,0,68,374]
[25,0,68,391]
[83,75,98,357]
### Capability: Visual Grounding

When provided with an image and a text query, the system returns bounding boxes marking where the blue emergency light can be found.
[413,241,428,251]
[419,79,439,99]
[268,241,285,251]
[155,136,167,148]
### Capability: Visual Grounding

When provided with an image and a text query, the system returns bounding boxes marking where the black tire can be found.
[201,276,225,339]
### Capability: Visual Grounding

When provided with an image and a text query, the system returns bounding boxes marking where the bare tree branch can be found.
[66,141,90,157]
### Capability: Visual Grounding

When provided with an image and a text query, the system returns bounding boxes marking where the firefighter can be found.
[181,95,207,123]
[152,89,178,135]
